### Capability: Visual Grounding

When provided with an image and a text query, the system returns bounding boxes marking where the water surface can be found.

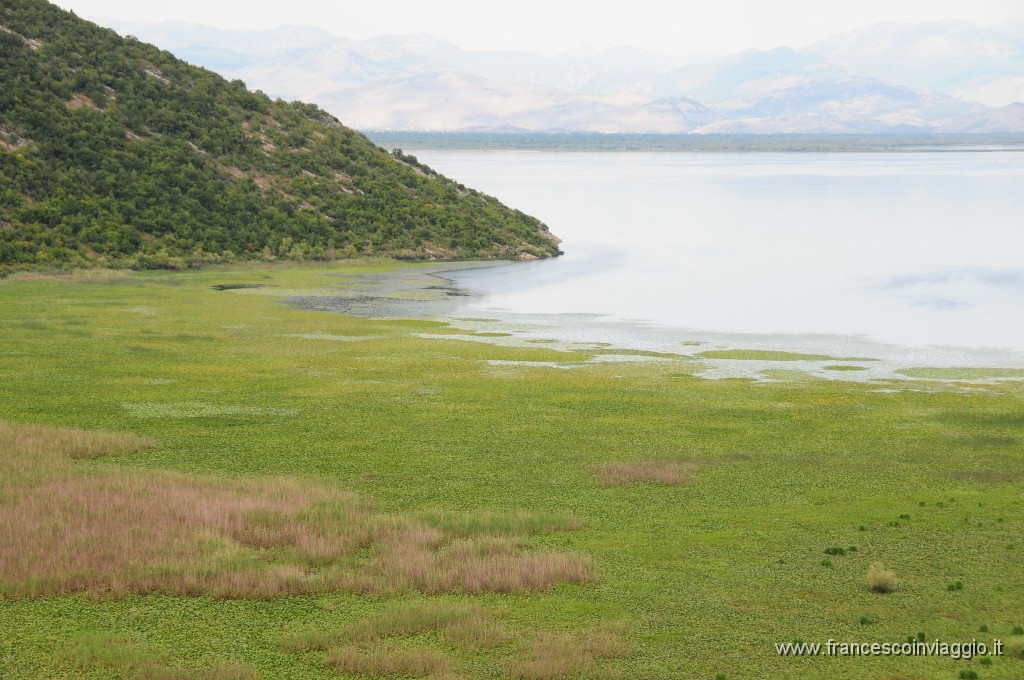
[409,150,1024,367]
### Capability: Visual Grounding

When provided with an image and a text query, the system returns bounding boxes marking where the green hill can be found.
[0,0,561,271]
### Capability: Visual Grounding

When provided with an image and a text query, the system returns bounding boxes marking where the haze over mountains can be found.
[114,20,1024,134]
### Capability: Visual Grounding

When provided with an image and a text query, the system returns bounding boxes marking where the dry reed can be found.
[325,642,453,678]
[4,268,133,283]
[509,623,632,679]
[64,631,258,679]
[0,421,592,599]
[285,600,509,652]
[591,458,695,486]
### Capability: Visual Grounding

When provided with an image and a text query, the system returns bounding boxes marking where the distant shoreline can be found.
[364,131,1024,153]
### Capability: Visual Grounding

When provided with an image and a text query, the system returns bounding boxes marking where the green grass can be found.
[1,262,1022,679]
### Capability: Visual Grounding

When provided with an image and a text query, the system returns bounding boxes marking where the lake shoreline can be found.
[281,259,1024,383]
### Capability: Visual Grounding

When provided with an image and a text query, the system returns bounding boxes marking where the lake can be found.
[407,150,1024,368]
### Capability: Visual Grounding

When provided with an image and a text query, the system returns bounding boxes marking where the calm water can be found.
[410,150,1024,364]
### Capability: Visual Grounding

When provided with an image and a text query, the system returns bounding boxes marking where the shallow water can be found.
[405,150,1024,367]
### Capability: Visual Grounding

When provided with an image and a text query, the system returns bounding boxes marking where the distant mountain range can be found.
[113,20,1024,134]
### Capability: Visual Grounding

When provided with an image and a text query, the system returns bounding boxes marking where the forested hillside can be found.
[0,0,560,271]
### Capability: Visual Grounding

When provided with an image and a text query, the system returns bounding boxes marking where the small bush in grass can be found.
[866,562,897,593]
[1013,625,1024,635]
[959,670,978,679]
[859,616,876,626]
[979,624,988,632]
[917,632,926,642]
[980,657,992,666]
[824,547,846,556]
[898,514,910,520]
[948,580,964,591]
[821,558,833,568]
[858,525,866,531]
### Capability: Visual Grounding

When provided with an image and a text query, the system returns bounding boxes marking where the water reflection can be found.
[413,150,1024,359]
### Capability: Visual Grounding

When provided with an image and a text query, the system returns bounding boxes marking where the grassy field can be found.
[0,262,1022,679]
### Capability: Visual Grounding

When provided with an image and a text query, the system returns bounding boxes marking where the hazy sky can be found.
[53,0,1023,57]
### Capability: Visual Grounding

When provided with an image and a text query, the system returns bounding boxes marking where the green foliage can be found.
[1,264,1024,678]
[0,0,560,272]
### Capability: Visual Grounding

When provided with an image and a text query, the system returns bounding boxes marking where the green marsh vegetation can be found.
[0,262,1022,678]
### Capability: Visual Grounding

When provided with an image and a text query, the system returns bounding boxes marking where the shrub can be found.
[866,563,897,593]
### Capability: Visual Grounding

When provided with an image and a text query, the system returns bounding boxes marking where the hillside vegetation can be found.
[0,0,560,271]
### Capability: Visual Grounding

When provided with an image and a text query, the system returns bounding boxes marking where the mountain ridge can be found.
[110,19,1024,134]
[0,0,561,272]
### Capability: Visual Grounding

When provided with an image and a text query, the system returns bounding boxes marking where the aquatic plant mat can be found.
[1,262,1022,679]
